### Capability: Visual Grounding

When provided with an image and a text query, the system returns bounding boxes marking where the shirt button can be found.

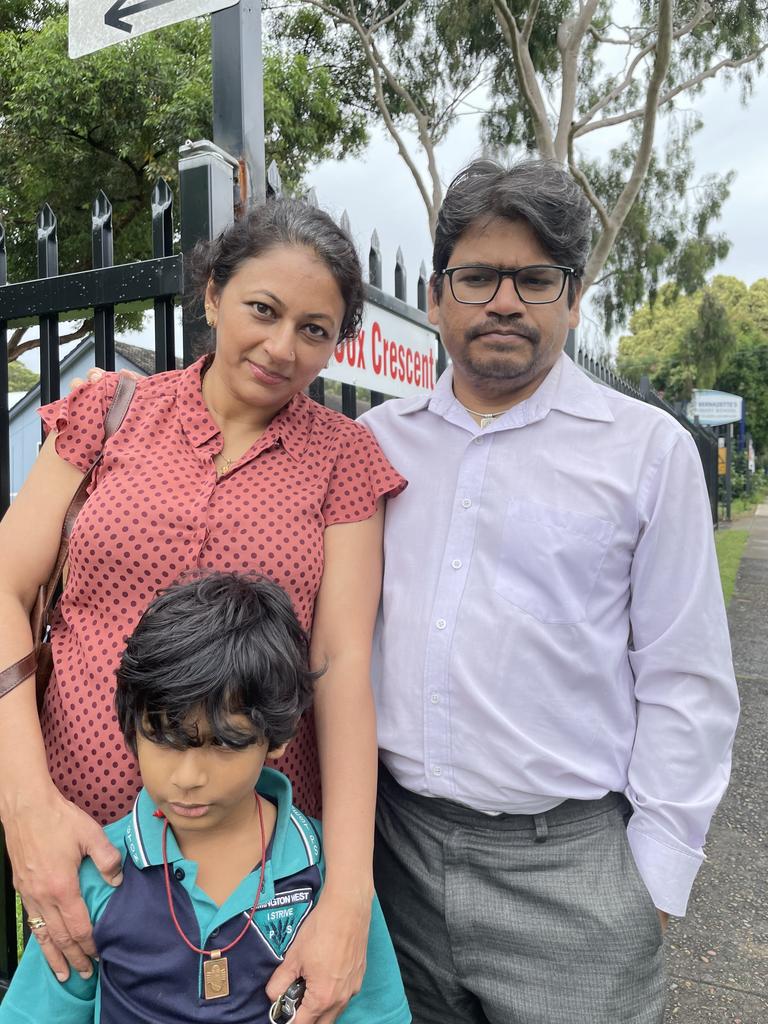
[451,559,462,570]
[432,766,442,777]
[430,692,440,704]
[436,618,447,630]
[473,436,484,445]
[174,868,185,881]
[461,498,472,509]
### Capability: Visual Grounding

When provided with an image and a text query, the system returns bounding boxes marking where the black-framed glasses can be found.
[441,264,575,305]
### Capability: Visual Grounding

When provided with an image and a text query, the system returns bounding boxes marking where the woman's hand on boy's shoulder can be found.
[8,789,123,982]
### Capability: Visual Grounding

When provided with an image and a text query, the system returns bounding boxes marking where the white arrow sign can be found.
[69,0,239,59]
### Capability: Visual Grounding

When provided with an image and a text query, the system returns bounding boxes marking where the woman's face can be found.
[205,244,346,416]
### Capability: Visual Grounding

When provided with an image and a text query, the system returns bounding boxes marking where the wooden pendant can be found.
[203,952,230,999]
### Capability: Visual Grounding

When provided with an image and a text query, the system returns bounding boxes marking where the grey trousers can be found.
[374,765,665,1024]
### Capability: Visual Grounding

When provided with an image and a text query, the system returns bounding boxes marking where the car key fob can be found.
[269,977,307,1023]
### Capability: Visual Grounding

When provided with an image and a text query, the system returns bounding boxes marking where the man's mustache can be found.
[466,320,540,344]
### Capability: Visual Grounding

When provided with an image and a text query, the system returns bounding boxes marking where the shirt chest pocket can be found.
[494,498,615,624]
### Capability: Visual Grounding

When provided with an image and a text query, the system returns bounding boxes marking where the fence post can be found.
[212,0,266,207]
[37,204,60,406]
[179,141,237,366]
[152,180,176,373]
[92,191,115,371]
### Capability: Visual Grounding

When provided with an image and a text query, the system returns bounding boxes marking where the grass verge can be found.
[715,529,749,606]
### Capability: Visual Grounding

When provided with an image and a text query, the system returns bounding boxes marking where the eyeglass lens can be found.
[450,266,567,304]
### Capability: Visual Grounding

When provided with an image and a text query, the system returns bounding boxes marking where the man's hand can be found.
[6,789,122,980]
[657,910,670,934]
[266,887,370,1024]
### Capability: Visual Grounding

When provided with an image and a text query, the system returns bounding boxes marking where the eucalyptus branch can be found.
[7,317,95,363]
[491,0,555,159]
[567,135,610,229]
[582,0,674,292]
[521,0,541,46]
[575,45,768,138]
[572,1,710,131]
[554,0,601,162]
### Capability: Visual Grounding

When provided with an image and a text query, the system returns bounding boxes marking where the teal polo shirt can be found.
[0,768,410,1023]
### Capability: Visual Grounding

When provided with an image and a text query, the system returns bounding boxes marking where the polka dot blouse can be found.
[38,355,406,825]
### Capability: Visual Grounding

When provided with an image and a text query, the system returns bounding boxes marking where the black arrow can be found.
[104,0,176,33]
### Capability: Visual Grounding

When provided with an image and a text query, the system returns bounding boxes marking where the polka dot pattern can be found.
[38,356,406,825]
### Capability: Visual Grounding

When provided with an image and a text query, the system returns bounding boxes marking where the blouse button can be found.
[174,868,185,881]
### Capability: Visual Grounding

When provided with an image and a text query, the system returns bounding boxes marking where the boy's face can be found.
[136,710,287,836]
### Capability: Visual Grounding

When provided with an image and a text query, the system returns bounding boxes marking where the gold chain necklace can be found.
[461,405,508,429]
[215,454,235,476]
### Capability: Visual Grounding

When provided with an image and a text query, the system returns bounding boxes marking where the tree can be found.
[7,361,38,392]
[616,276,768,453]
[0,4,368,361]
[293,0,767,328]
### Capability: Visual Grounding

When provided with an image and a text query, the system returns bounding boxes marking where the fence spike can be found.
[394,246,407,302]
[152,178,174,259]
[92,190,113,270]
[417,260,428,312]
[267,161,282,197]
[0,222,6,288]
[37,203,58,278]
[92,189,112,223]
[340,210,352,235]
[152,178,173,215]
[304,187,319,208]
[369,229,382,288]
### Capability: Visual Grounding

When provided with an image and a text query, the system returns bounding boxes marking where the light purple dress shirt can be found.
[360,354,739,917]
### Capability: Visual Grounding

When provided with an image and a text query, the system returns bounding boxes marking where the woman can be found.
[0,199,405,1020]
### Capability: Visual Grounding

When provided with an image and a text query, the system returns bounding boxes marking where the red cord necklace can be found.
[159,792,266,1001]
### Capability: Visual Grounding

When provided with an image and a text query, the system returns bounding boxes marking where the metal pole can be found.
[212,0,266,207]
[725,423,733,521]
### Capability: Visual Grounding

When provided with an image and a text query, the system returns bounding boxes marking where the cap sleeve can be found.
[38,373,119,474]
[322,421,407,527]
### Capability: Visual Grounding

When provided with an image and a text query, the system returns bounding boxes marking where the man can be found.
[360,159,739,1024]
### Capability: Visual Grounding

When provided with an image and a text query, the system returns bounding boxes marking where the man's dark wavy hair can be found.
[116,572,320,754]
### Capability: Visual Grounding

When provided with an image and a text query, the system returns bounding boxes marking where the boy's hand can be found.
[7,787,122,981]
[266,886,370,1024]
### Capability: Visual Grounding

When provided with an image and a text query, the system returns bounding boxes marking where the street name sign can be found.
[687,389,743,427]
[321,300,439,399]
[69,0,239,59]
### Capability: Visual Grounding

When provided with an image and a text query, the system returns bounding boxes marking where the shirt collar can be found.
[398,352,614,428]
[124,768,305,878]
[177,355,314,462]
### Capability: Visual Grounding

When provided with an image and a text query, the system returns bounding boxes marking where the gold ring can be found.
[28,916,46,930]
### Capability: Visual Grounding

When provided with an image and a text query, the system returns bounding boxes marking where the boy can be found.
[0,572,410,1024]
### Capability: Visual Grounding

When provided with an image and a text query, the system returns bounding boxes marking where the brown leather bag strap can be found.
[0,652,38,700]
[0,373,137,701]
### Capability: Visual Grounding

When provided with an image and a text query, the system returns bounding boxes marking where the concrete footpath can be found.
[664,504,768,1023]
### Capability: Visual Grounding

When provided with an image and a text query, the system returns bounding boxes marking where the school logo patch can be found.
[248,888,314,958]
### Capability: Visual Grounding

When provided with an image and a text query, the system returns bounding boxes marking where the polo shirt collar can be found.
[176,355,313,461]
[401,351,614,428]
[124,768,307,881]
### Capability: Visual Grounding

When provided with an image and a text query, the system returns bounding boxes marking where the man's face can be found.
[428,216,581,406]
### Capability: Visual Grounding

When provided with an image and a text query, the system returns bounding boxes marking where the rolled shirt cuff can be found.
[627,822,704,917]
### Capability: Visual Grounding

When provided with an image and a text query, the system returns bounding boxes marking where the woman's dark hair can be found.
[188,197,364,342]
[116,572,320,754]
[433,158,593,306]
